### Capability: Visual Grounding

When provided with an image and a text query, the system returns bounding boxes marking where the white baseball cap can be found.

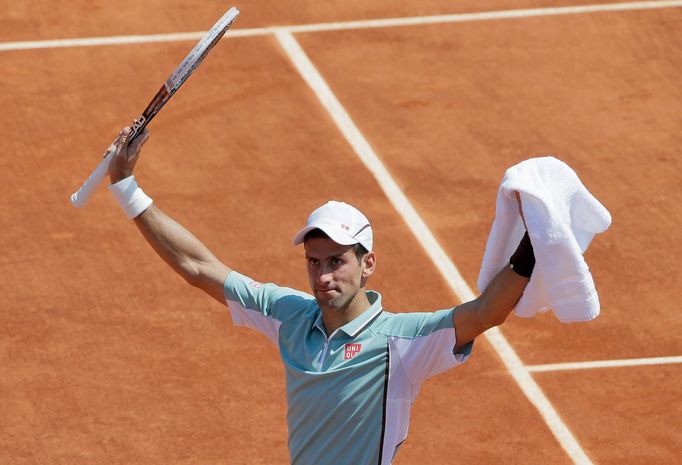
[292,201,373,251]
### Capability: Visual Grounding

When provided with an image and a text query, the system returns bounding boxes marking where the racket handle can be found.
[71,116,146,208]
[70,150,114,208]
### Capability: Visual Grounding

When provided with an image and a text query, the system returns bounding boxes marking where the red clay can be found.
[534,365,682,464]
[0,0,647,42]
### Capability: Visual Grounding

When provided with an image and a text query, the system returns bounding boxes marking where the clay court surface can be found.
[1,1,681,464]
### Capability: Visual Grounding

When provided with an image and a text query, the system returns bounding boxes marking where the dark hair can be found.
[304,228,369,261]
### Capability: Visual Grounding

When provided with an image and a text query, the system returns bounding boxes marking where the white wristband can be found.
[108,175,153,219]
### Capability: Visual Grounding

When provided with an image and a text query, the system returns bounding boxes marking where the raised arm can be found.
[452,194,534,352]
[107,127,231,304]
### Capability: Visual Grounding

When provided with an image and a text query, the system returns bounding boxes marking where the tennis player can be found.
[106,127,535,465]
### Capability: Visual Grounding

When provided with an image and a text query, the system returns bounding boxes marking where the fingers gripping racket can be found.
[70,7,240,208]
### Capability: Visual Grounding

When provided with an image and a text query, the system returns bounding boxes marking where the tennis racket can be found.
[70,6,240,208]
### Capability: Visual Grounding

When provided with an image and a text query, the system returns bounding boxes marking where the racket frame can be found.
[70,7,239,207]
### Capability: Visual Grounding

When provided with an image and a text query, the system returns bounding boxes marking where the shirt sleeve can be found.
[223,271,312,345]
[389,309,474,385]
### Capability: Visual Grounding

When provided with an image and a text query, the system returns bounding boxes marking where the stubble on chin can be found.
[315,293,349,313]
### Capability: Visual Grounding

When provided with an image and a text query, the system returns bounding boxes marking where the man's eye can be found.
[307,258,319,266]
[331,258,342,266]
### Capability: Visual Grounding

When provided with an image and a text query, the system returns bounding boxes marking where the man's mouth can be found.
[316,288,336,295]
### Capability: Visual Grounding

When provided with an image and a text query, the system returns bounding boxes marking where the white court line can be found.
[528,355,682,372]
[275,29,594,465]
[2,1,682,51]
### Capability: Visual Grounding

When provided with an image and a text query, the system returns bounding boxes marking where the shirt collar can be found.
[312,291,383,338]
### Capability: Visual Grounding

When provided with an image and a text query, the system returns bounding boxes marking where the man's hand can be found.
[107,126,150,184]
[451,191,532,351]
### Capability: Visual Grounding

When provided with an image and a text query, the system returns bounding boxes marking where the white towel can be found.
[477,156,611,322]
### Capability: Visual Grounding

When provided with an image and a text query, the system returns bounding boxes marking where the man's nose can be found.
[316,266,333,285]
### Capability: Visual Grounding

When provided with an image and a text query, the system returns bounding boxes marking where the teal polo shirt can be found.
[224,271,472,465]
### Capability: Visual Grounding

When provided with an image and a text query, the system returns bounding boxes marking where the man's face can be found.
[304,237,374,312]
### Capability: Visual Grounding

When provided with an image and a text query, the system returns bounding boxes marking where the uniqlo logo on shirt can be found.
[344,343,362,360]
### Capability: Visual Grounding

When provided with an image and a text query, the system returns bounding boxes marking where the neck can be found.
[321,289,371,335]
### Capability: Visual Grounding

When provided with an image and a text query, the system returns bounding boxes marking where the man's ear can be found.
[361,251,376,279]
